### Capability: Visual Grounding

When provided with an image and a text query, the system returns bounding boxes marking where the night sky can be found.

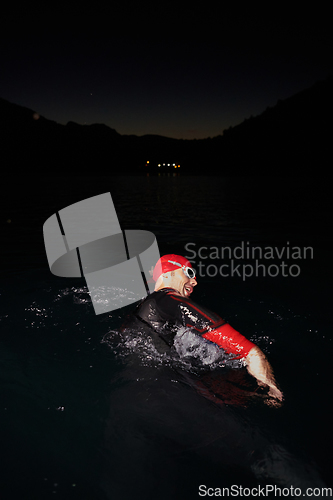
[1,5,332,139]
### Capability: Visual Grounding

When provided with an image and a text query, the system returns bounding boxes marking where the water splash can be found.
[103,324,246,377]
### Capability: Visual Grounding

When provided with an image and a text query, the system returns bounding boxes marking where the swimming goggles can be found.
[167,260,196,279]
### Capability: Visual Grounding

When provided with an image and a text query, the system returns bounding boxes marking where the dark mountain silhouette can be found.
[1,76,332,176]
[219,76,333,174]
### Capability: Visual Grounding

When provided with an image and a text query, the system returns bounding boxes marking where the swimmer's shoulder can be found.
[135,287,180,319]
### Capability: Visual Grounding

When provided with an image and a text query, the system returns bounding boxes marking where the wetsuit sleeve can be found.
[202,324,255,359]
[169,294,256,359]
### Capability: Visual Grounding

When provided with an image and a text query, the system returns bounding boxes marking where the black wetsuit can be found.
[124,288,255,359]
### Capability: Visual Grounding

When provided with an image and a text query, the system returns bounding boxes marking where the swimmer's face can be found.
[162,268,197,298]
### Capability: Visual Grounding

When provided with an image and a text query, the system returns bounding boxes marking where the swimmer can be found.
[130,254,283,403]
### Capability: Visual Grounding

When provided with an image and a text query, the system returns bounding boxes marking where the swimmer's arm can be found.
[245,346,283,402]
[201,324,283,402]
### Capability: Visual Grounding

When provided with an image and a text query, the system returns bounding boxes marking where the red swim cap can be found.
[153,254,194,282]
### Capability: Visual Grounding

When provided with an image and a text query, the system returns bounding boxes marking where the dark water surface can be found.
[1,175,332,499]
